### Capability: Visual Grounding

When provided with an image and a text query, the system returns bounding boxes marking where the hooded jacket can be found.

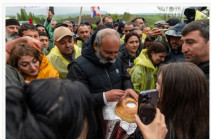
[75,37,84,48]
[120,34,125,45]
[66,35,134,108]
[66,35,134,139]
[165,22,186,63]
[129,49,157,93]
[23,53,59,81]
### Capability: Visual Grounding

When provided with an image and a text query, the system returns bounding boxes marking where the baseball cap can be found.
[54,27,73,41]
[154,21,168,28]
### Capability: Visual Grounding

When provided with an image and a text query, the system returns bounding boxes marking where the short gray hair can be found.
[94,28,120,48]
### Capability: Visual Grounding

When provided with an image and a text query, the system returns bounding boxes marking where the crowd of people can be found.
[5,8,209,139]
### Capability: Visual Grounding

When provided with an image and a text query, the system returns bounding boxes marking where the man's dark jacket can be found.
[66,35,134,138]
[67,35,134,107]
[198,61,209,82]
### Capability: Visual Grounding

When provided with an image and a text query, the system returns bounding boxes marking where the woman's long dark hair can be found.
[147,40,169,63]
[6,79,96,139]
[157,62,209,139]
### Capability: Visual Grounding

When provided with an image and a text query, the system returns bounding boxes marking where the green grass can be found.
[13,13,182,29]
[141,14,164,28]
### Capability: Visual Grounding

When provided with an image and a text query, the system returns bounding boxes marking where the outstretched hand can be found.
[148,27,162,38]
[6,36,42,62]
[22,36,42,51]
[125,88,138,101]
[135,108,168,139]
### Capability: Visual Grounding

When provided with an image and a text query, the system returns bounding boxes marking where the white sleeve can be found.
[103,92,108,106]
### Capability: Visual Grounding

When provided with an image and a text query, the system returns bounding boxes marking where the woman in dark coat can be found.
[118,32,141,73]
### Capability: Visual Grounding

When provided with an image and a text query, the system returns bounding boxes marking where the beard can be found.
[171,43,181,52]
[6,31,19,42]
[95,48,116,64]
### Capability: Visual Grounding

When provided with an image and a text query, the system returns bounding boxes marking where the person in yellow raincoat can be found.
[9,43,59,82]
[47,44,81,79]
[47,27,81,79]
[129,41,169,93]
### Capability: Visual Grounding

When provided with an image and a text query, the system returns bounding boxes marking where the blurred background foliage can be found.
[9,6,209,30]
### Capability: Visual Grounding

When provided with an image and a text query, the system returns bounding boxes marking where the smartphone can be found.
[49,7,54,14]
[138,89,159,125]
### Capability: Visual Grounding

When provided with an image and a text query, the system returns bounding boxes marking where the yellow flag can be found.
[195,10,209,20]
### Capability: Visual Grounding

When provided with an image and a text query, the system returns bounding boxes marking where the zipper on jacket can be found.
[105,68,113,88]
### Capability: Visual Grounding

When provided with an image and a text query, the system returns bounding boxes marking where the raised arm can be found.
[6,36,41,63]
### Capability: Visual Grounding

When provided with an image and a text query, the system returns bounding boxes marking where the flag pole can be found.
[78,7,83,25]
[99,13,102,22]
[98,6,102,23]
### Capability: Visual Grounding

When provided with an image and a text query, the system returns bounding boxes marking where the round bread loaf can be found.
[116,97,138,123]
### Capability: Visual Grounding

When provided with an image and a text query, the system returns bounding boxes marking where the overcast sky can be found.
[5,5,186,16]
